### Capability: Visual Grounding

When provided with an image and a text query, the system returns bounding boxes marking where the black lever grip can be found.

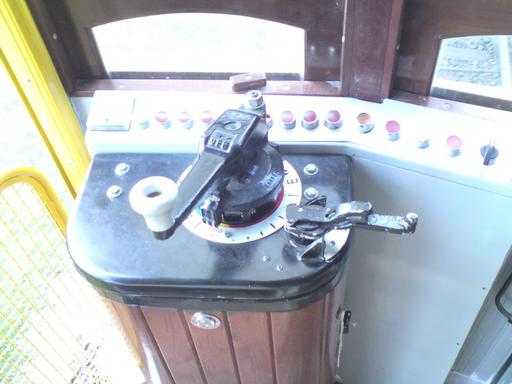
[164,109,267,238]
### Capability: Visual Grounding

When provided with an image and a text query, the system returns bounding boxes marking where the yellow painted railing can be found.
[0,168,142,384]
[0,0,90,197]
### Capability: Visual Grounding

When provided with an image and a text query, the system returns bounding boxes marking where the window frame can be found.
[26,0,345,93]
[395,0,512,99]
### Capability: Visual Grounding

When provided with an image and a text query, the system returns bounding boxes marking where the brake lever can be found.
[285,201,418,261]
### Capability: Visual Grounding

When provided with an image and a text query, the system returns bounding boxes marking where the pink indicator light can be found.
[199,111,213,124]
[155,111,169,123]
[281,111,295,123]
[303,110,317,123]
[447,135,462,149]
[327,110,341,122]
[385,120,400,133]
[178,111,191,123]
[357,112,371,125]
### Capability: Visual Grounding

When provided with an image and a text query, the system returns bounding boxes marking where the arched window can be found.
[92,13,304,79]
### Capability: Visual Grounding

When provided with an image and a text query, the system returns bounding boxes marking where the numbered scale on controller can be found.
[182,161,302,243]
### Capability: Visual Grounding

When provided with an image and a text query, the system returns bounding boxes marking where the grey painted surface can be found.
[446,249,512,384]
[339,157,512,384]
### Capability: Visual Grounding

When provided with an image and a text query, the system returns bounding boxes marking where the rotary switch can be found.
[480,139,499,166]
[131,97,282,239]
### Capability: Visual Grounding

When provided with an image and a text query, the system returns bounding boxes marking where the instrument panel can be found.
[86,91,512,198]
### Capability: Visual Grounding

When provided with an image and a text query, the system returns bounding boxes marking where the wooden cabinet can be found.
[114,283,345,384]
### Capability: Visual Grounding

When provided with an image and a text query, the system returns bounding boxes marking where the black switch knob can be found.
[480,143,499,166]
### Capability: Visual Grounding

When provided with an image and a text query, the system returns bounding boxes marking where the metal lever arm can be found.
[165,109,267,238]
[285,201,418,241]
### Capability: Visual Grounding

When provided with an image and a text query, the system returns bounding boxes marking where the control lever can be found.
[285,201,418,261]
[167,109,268,238]
[129,90,280,240]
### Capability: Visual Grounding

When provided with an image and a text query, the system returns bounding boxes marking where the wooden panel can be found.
[396,0,512,95]
[25,0,76,93]
[72,79,342,97]
[271,299,326,384]
[142,308,205,384]
[227,312,275,384]
[184,311,240,384]
[121,305,175,383]
[341,0,405,102]
[125,281,345,384]
[28,0,344,85]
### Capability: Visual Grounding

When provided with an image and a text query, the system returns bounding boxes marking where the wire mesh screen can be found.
[0,177,143,383]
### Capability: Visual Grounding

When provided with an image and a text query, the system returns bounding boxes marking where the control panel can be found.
[85,91,512,197]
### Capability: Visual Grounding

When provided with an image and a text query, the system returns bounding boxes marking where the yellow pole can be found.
[0,0,90,197]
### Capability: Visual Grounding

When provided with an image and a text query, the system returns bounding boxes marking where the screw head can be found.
[191,312,221,330]
[304,163,318,175]
[114,163,130,175]
[106,185,123,199]
[304,187,319,199]
[262,255,271,262]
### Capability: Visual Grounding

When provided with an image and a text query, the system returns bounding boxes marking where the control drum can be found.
[67,153,353,384]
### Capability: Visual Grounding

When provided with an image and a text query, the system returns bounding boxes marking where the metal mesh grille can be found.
[0,179,140,383]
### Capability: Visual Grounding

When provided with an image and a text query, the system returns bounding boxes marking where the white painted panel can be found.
[339,158,512,384]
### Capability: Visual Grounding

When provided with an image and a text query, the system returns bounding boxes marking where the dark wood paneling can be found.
[72,79,342,97]
[396,0,512,95]
[29,0,344,87]
[341,0,405,102]
[142,308,206,384]
[185,311,240,384]
[26,0,76,93]
[136,284,344,384]
[227,312,275,384]
[271,299,325,384]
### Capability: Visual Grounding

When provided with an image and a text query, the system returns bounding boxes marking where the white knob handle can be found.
[129,176,178,232]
